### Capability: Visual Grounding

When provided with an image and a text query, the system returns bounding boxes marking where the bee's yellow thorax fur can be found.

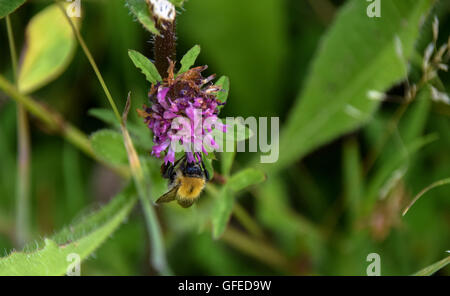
[176,176,205,200]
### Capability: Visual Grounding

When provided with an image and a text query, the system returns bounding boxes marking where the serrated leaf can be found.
[0,0,25,18]
[212,187,234,239]
[271,0,434,172]
[228,168,265,192]
[412,255,450,276]
[90,129,128,166]
[17,4,79,94]
[0,189,137,276]
[126,0,158,35]
[178,45,201,74]
[128,50,162,84]
[215,76,230,107]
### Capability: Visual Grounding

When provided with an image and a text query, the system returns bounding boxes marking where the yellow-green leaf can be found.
[412,255,450,276]
[18,4,79,94]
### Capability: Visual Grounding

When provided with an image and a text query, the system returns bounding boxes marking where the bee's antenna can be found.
[200,158,210,181]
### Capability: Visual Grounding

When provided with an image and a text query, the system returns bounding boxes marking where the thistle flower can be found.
[138,61,226,164]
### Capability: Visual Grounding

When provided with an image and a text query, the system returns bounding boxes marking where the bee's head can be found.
[183,162,203,178]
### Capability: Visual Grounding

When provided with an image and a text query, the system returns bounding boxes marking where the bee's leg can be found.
[161,162,173,179]
[200,159,210,181]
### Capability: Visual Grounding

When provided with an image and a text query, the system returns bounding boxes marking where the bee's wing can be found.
[156,186,179,204]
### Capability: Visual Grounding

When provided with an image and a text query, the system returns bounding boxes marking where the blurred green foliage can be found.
[0,0,449,275]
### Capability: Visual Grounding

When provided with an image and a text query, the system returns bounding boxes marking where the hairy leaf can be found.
[126,0,158,35]
[0,189,137,276]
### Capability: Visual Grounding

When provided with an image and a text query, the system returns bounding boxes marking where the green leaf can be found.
[212,118,253,147]
[125,0,158,35]
[211,169,265,238]
[178,45,201,74]
[202,154,214,180]
[212,187,234,239]
[227,168,266,192]
[90,129,129,166]
[169,0,185,7]
[0,189,137,275]
[270,0,434,173]
[255,177,323,258]
[342,137,363,223]
[364,134,438,213]
[215,76,230,107]
[17,4,79,94]
[412,255,450,276]
[0,0,25,18]
[363,91,433,213]
[88,108,153,150]
[221,151,236,177]
[88,108,118,126]
[128,50,162,84]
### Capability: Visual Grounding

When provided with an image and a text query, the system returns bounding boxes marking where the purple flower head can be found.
[138,62,226,165]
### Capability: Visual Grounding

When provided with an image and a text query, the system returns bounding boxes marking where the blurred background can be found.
[0,0,449,275]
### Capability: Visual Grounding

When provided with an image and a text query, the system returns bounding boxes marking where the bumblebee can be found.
[156,155,210,208]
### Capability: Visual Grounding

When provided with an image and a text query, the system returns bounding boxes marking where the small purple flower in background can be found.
[138,61,226,164]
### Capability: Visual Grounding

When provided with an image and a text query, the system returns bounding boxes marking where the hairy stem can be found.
[121,94,172,275]
[154,19,176,77]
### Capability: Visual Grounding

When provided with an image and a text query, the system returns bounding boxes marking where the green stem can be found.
[221,226,291,273]
[7,15,31,247]
[233,203,265,239]
[121,95,171,275]
[6,16,18,81]
[0,75,129,178]
[15,106,31,247]
[403,177,450,216]
[55,1,122,124]
[206,183,265,239]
